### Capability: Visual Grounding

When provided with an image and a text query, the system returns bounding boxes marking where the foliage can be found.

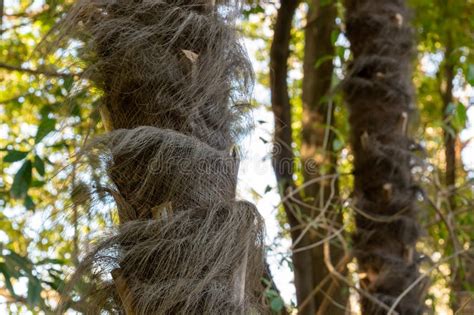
[1,0,107,312]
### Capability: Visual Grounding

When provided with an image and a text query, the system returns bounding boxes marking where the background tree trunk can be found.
[440,32,463,313]
[270,2,317,314]
[301,1,347,314]
[343,0,428,313]
[440,28,474,315]
[271,0,347,313]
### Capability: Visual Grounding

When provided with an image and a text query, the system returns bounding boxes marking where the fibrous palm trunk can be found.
[343,0,427,313]
[60,1,264,314]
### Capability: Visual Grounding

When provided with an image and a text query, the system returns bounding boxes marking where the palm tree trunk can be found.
[343,0,428,313]
[61,1,264,313]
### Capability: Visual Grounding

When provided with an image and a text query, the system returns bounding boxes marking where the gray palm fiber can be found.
[58,0,265,314]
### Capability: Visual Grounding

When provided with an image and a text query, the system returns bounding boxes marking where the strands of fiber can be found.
[58,1,264,314]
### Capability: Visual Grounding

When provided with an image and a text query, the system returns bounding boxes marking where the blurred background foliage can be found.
[0,0,473,313]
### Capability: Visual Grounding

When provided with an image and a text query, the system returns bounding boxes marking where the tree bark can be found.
[440,29,474,315]
[343,0,427,313]
[271,1,347,313]
[301,1,347,314]
[270,1,318,314]
[441,35,456,213]
[0,0,4,33]
[62,1,264,313]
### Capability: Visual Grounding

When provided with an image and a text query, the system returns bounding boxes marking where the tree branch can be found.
[0,0,4,33]
[0,62,78,78]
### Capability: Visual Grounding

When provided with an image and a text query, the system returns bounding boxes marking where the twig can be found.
[323,240,397,314]
[455,294,474,315]
[0,0,4,35]
[387,249,472,315]
[420,188,463,269]
[292,222,347,253]
[0,62,79,78]
[298,253,351,312]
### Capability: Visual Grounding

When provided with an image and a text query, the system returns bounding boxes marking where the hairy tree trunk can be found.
[343,1,427,314]
[60,1,264,314]
[301,1,347,314]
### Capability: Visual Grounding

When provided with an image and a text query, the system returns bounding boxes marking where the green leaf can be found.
[270,296,285,312]
[45,269,65,291]
[314,54,334,69]
[261,278,271,287]
[39,105,53,118]
[24,195,35,210]
[33,155,45,176]
[7,251,33,273]
[36,258,66,265]
[64,76,74,92]
[333,138,344,151]
[31,180,46,188]
[243,4,265,18]
[4,257,21,278]
[34,117,57,144]
[3,150,29,163]
[336,46,346,60]
[452,103,468,132]
[331,30,340,45]
[265,288,279,299]
[27,278,42,306]
[0,263,16,297]
[320,0,333,6]
[11,160,33,199]
[264,185,272,194]
[445,102,457,115]
[467,64,474,86]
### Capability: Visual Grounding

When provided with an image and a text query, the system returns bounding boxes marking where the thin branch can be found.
[0,62,79,78]
[455,295,474,315]
[323,241,397,315]
[387,249,472,315]
[1,20,31,35]
[421,189,462,254]
[299,253,351,312]
[0,0,4,34]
